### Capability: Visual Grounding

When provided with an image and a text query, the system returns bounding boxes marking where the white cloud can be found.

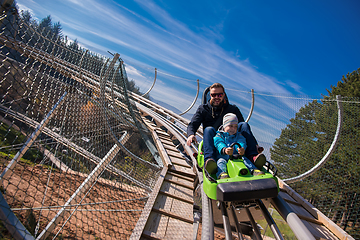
[15,0,313,146]
[44,0,291,96]
[285,80,304,94]
[126,65,146,79]
[148,79,197,112]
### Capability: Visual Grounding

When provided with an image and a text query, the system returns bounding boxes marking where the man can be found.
[186,83,265,174]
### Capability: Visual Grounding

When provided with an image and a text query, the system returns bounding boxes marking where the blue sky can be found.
[15,0,360,151]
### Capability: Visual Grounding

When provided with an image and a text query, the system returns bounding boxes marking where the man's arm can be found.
[186,106,204,146]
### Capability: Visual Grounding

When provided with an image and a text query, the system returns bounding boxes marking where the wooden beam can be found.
[141,231,163,240]
[283,198,303,207]
[150,130,172,167]
[152,208,193,224]
[171,161,191,168]
[297,214,324,226]
[278,180,355,240]
[130,166,168,240]
[169,166,195,179]
[164,179,194,190]
[159,190,194,205]
[166,171,194,182]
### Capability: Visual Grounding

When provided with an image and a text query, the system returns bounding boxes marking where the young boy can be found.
[213,113,266,179]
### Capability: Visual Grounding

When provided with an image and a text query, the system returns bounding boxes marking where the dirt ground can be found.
[1,156,147,239]
[1,156,258,239]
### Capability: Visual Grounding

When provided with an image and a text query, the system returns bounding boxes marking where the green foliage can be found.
[326,68,360,98]
[127,79,141,95]
[270,100,333,179]
[257,208,295,239]
[38,15,63,39]
[39,15,52,31]
[20,10,38,27]
[271,68,360,237]
[57,150,90,174]
[18,10,146,98]
[0,123,26,147]
[20,10,32,24]
[0,123,44,162]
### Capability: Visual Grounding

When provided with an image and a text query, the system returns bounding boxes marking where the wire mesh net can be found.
[0,5,161,239]
[277,97,360,239]
[0,2,359,240]
[250,92,360,239]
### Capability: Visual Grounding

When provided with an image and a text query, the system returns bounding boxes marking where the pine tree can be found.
[326,68,360,98]
[38,15,52,36]
[20,10,31,24]
[52,21,62,38]
[271,68,360,236]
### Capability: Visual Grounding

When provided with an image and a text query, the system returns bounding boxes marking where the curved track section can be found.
[0,6,355,239]
[130,93,354,240]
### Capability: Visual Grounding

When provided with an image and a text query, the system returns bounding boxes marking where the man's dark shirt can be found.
[187,100,245,137]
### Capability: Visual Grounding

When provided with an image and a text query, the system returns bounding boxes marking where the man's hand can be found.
[225,147,234,156]
[257,146,264,153]
[186,135,197,146]
[237,147,245,155]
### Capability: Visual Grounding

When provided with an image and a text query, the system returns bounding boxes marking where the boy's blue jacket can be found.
[214,131,247,160]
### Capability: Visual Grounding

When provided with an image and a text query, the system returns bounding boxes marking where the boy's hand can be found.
[237,147,245,155]
[225,147,234,156]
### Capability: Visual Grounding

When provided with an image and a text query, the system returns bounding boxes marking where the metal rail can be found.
[270,195,314,240]
[245,89,255,123]
[37,144,121,240]
[130,106,196,239]
[283,95,343,183]
[0,26,354,239]
[0,191,35,240]
[142,68,157,97]
[179,79,200,116]
[0,92,67,184]
[132,95,354,240]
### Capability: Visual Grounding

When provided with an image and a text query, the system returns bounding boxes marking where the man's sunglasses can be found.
[210,93,224,98]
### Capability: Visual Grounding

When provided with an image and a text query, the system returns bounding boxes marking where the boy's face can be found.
[224,123,238,135]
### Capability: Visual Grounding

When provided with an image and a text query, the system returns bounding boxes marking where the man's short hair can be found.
[210,83,225,92]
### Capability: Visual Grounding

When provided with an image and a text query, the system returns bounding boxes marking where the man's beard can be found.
[210,99,224,108]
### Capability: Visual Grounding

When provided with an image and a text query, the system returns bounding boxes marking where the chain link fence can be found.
[0,1,359,239]
[0,3,161,239]
[250,92,359,239]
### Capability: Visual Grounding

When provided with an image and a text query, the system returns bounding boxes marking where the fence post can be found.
[0,92,67,185]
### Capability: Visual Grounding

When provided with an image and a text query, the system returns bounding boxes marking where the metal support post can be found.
[245,207,262,240]
[245,89,255,123]
[0,191,35,240]
[142,68,157,97]
[230,204,244,240]
[220,202,233,240]
[0,92,67,185]
[256,199,284,240]
[179,79,199,116]
[36,143,121,239]
[193,209,201,240]
[270,196,315,240]
[284,95,343,183]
